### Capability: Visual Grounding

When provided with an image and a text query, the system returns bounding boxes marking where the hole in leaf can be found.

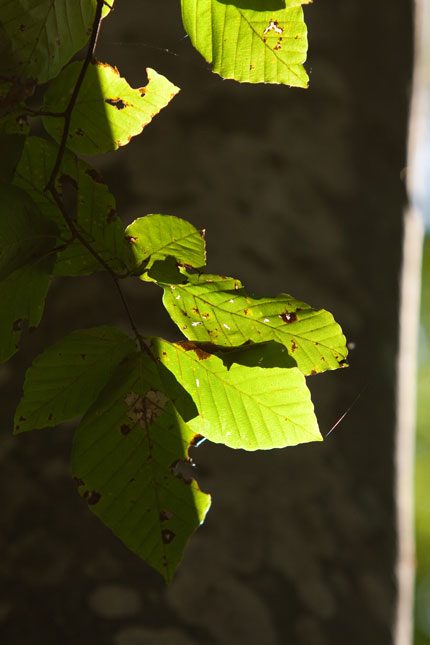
[105,97,127,110]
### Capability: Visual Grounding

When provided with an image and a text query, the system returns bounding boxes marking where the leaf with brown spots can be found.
[42,64,179,156]
[71,352,210,582]
[161,273,347,376]
[181,0,309,87]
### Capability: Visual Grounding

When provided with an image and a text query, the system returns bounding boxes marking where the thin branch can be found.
[49,186,117,276]
[43,0,150,354]
[45,0,104,192]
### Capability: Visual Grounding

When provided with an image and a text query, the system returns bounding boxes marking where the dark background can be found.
[0,1,413,643]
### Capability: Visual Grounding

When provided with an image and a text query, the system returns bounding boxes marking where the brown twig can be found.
[45,0,149,354]
[45,0,104,192]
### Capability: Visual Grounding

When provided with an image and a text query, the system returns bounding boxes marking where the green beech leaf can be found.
[0,183,57,280]
[181,0,309,86]
[14,326,136,434]
[13,136,133,276]
[42,63,180,156]
[71,352,211,582]
[152,337,321,450]
[161,274,348,375]
[0,0,113,85]
[125,214,206,276]
[0,256,53,364]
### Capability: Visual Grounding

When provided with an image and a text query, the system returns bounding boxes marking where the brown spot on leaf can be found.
[81,354,86,359]
[180,341,210,360]
[280,312,298,324]
[127,236,138,245]
[13,318,23,331]
[159,509,173,522]
[18,416,26,422]
[73,477,85,487]
[191,307,199,314]
[85,167,105,184]
[75,128,84,136]
[120,424,131,435]
[291,340,297,352]
[19,24,25,31]
[162,529,176,544]
[105,97,128,110]
[84,490,101,505]
[244,309,250,315]
[310,369,317,375]
[125,390,169,429]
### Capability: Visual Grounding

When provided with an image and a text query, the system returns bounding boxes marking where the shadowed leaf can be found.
[13,136,133,276]
[0,0,113,85]
[152,337,321,450]
[71,352,211,582]
[42,64,180,155]
[14,326,136,433]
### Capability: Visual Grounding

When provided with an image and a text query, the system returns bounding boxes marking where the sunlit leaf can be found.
[126,214,206,276]
[181,0,309,86]
[0,256,53,363]
[0,183,57,280]
[42,63,180,155]
[161,273,348,375]
[152,337,321,450]
[14,326,136,434]
[71,352,211,582]
[13,136,132,275]
[0,0,113,84]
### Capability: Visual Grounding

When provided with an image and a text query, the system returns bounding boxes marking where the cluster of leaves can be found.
[0,0,347,581]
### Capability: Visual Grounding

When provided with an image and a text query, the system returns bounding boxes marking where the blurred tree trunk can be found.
[0,1,414,643]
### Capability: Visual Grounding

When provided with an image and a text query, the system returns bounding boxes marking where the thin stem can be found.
[45,0,104,192]
[44,0,150,353]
